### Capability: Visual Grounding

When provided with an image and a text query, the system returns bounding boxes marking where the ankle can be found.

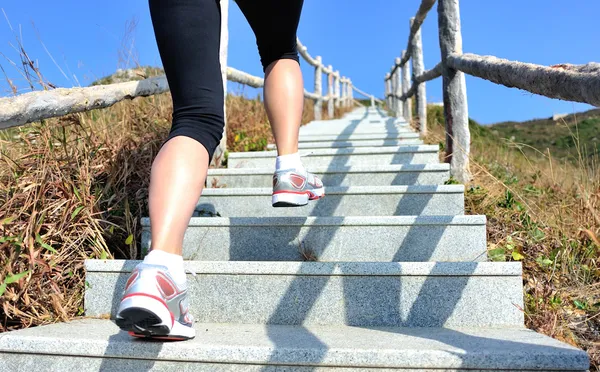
[276,152,305,172]
[143,249,186,284]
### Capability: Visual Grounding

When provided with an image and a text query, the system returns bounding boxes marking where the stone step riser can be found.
[207,167,449,188]
[196,186,464,217]
[267,139,424,150]
[298,133,418,142]
[227,146,440,169]
[299,129,414,136]
[140,216,488,262]
[85,261,524,328]
[228,152,439,168]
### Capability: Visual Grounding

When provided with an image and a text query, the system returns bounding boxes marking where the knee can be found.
[258,40,300,72]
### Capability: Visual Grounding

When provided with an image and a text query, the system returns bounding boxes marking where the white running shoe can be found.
[115,262,195,341]
[272,168,325,207]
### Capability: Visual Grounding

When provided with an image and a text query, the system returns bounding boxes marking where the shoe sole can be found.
[116,295,195,340]
[272,190,324,207]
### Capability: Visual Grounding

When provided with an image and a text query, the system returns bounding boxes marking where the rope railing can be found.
[384,0,600,183]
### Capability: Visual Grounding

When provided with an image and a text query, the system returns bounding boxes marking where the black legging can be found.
[148,0,304,162]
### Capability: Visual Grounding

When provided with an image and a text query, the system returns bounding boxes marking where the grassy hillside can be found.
[425,105,599,369]
[490,109,600,165]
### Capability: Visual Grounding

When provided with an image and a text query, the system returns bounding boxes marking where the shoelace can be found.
[299,151,314,158]
[185,268,197,278]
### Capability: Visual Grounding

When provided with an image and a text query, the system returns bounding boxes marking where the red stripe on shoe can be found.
[124,270,139,291]
[289,174,306,189]
[156,272,177,299]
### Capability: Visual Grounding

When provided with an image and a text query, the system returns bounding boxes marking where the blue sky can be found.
[0,1,598,124]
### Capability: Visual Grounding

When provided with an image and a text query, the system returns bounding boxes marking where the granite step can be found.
[85,260,523,328]
[301,116,407,126]
[0,320,588,371]
[196,185,464,217]
[227,146,440,168]
[207,164,450,188]
[266,138,423,150]
[298,126,413,136]
[140,215,487,262]
[298,133,419,142]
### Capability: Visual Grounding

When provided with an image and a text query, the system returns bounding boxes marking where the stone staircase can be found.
[0,106,589,371]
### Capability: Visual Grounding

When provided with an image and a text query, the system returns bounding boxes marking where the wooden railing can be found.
[0,0,378,164]
[385,0,600,183]
[296,40,382,119]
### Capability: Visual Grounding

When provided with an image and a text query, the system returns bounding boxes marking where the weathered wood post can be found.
[314,56,323,120]
[327,65,334,118]
[341,77,347,108]
[394,58,403,117]
[410,17,427,136]
[212,0,229,166]
[401,50,412,123]
[334,71,341,108]
[390,68,397,115]
[348,80,353,107]
[385,73,391,111]
[370,95,375,107]
[438,0,470,182]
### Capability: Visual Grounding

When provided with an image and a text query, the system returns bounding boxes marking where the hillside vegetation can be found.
[425,105,599,368]
[490,109,600,165]
[0,89,351,333]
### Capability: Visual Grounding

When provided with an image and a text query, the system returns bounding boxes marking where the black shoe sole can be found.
[272,201,307,208]
[116,307,171,337]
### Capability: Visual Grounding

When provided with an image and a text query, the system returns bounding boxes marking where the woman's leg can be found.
[235,0,305,157]
[148,0,224,258]
[115,0,224,340]
[236,0,323,207]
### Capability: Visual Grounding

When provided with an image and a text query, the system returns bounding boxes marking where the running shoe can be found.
[272,168,325,207]
[115,262,195,340]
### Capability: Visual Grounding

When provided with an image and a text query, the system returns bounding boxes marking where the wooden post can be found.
[334,71,341,108]
[438,0,470,183]
[401,50,412,123]
[327,65,334,118]
[394,58,403,118]
[341,77,347,108]
[370,95,375,107]
[348,80,353,107]
[410,17,427,136]
[384,73,391,111]
[212,0,229,166]
[314,56,323,120]
[390,69,397,115]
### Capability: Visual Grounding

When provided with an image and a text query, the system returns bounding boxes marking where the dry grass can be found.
[424,105,600,369]
[227,92,353,153]
[0,87,355,332]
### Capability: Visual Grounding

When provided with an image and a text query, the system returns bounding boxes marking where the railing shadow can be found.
[261,107,368,369]
[258,106,453,370]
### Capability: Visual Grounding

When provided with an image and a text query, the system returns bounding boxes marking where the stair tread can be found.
[200,185,464,195]
[0,319,588,370]
[208,163,450,175]
[142,215,486,226]
[228,145,439,158]
[86,260,519,275]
